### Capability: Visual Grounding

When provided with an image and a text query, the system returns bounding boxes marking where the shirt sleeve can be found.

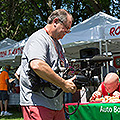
[27,33,48,62]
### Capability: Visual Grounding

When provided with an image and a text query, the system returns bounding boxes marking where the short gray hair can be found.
[47,9,73,24]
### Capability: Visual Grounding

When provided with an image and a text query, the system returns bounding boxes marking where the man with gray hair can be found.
[20,9,77,120]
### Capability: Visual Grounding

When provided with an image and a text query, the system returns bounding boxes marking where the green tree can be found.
[0,0,120,41]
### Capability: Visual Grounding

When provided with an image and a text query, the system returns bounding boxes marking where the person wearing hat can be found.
[0,65,12,116]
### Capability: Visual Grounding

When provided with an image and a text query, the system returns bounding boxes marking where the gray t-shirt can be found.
[20,29,67,110]
[16,65,22,75]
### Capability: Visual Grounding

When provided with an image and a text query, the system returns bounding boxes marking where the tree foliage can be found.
[0,0,120,41]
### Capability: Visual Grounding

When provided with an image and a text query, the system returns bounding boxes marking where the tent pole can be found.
[99,41,102,55]
[105,40,109,74]
[99,41,103,82]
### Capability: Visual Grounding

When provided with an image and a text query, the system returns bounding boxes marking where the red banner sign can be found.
[109,26,120,36]
[0,46,24,58]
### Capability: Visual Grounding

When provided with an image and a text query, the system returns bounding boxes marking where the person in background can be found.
[14,65,21,81]
[65,66,74,103]
[0,65,13,116]
[90,73,120,101]
[20,9,77,120]
[13,65,21,93]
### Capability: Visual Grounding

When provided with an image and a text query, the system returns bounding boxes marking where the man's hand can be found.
[90,91,102,101]
[113,91,120,97]
[61,75,77,94]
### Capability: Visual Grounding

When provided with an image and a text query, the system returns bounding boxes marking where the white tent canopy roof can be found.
[0,38,18,49]
[60,12,120,59]
[0,38,28,66]
[61,12,120,47]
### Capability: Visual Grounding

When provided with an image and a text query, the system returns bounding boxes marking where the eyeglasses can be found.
[58,19,71,33]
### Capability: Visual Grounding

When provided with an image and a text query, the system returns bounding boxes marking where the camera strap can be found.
[63,87,88,115]
[23,53,63,99]
[44,27,65,67]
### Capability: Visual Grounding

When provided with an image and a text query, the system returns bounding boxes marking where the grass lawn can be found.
[0,106,23,120]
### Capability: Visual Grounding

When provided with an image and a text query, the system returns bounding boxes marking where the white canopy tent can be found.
[61,12,120,59]
[1,12,120,67]
[0,38,28,66]
[0,38,17,49]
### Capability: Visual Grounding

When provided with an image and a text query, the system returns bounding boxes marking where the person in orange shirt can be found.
[0,65,12,116]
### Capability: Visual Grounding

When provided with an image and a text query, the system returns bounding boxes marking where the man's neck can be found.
[44,25,57,40]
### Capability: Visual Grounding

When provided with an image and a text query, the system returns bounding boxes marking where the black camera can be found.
[67,55,113,89]
[73,75,89,89]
